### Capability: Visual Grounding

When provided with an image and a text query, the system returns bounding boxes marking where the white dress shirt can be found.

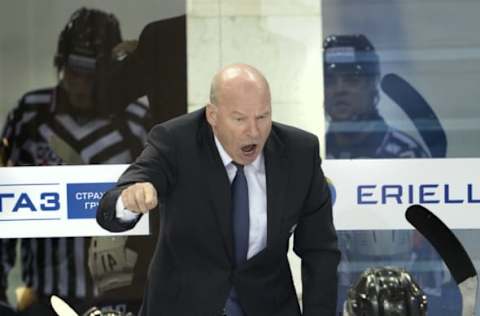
[214,137,267,259]
[116,136,268,259]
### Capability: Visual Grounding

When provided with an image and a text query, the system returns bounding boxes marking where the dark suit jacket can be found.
[97,108,340,316]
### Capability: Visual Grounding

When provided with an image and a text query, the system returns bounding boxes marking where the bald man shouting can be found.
[97,64,340,316]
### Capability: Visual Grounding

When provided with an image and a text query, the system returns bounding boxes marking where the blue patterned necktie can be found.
[225,162,249,316]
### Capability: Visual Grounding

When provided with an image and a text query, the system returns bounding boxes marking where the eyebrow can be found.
[230,111,270,119]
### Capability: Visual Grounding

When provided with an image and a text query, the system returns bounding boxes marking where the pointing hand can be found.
[121,182,158,213]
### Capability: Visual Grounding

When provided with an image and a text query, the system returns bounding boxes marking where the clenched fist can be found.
[121,182,158,213]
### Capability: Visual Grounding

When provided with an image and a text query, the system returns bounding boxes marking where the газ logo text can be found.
[0,183,61,221]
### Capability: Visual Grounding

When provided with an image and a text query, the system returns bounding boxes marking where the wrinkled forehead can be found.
[218,79,270,105]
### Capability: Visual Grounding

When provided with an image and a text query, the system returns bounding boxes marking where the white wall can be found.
[187,0,326,154]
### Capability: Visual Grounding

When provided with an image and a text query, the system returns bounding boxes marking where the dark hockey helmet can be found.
[54,7,122,73]
[323,34,380,77]
[343,267,428,316]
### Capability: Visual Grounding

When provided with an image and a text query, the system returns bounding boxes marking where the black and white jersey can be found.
[0,86,151,302]
[1,87,150,166]
[326,117,430,159]
[21,237,94,300]
[0,239,16,302]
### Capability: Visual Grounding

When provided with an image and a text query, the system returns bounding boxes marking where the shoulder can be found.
[142,16,186,34]
[147,108,204,145]
[154,107,203,132]
[7,88,53,121]
[17,88,54,109]
[272,121,319,150]
[139,16,186,45]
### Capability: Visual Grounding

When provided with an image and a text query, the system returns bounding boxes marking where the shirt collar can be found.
[214,135,264,172]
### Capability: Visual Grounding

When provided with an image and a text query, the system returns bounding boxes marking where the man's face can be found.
[61,66,95,112]
[207,81,272,165]
[324,72,376,121]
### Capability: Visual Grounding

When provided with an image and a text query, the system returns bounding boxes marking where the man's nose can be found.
[247,120,260,138]
[69,71,93,86]
[330,77,348,93]
[78,76,93,89]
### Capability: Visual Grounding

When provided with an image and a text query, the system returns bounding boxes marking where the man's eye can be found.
[344,75,366,85]
[344,77,360,84]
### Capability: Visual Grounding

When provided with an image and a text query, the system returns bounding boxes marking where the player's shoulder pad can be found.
[19,88,54,108]
[10,88,53,116]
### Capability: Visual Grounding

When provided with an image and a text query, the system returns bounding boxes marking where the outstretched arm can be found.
[97,124,177,232]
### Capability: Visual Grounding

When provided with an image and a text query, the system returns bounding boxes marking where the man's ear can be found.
[206,103,217,127]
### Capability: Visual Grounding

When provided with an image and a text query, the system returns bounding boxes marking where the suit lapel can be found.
[197,114,288,261]
[264,128,289,248]
[197,117,234,262]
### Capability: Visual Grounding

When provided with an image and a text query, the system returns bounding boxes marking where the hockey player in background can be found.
[323,34,428,159]
[323,34,461,315]
[0,8,154,316]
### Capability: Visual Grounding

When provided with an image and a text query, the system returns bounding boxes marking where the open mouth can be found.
[334,100,350,107]
[241,144,257,155]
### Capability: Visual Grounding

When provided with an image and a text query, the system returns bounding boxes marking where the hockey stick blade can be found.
[50,295,79,316]
[406,204,475,284]
[381,73,447,157]
[406,204,477,315]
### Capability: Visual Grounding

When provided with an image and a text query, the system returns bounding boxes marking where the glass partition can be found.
[1,0,479,315]
[322,0,480,314]
[0,1,186,315]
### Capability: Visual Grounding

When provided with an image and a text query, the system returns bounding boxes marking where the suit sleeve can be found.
[97,124,177,232]
[293,137,340,316]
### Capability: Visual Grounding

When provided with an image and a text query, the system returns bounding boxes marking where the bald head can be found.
[206,64,272,165]
[209,64,270,106]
